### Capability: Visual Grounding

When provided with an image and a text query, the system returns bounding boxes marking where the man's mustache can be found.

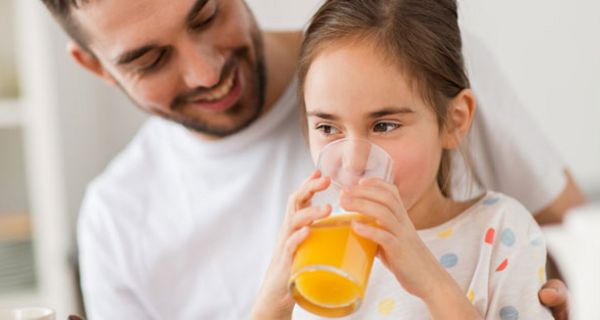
[171,56,236,110]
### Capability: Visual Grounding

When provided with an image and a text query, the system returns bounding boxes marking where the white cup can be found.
[0,308,55,320]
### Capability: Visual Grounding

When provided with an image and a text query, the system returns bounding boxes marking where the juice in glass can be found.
[289,213,378,317]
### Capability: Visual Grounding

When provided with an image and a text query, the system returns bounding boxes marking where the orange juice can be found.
[289,213,378,317]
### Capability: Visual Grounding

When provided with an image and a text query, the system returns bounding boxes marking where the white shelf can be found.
[0,99,22,128]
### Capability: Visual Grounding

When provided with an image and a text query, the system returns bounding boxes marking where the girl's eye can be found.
[316,124,340,136]
[373,122,400,133]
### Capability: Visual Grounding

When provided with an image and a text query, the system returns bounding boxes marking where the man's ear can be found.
[441,88,477,149]
[68,41,116,86]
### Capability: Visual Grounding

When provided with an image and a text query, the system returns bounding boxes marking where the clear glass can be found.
[289,138,393,317]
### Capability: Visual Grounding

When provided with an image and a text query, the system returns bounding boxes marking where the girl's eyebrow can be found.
[368,106,415,118]
[306,111,339,120]
[307,107,414,120]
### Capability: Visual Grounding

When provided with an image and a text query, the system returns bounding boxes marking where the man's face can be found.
[73,0,266,136]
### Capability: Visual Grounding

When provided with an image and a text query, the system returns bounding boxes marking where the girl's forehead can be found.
[305,44,423,114]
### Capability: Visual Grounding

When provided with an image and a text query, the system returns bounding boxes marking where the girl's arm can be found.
[353,220,482,320]
[251,171,331,320]
[419,262,482,320]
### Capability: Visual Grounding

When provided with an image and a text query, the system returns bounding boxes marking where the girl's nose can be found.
[340,139,372,185]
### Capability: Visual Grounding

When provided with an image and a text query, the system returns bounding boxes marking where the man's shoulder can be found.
[80,118,176,223]
[97,118,171,185]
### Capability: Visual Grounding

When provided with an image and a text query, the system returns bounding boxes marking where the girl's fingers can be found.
[359,178,403,203]
[284,226,311,261]
[290,174,331,211]
[348,178,408,221]
[289,205,331,232]
[352,221,396,248]
[340,194,399,235]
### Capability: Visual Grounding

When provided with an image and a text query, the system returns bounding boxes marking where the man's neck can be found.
[261,30,304,114]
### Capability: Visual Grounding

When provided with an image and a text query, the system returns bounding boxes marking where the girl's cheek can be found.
[390,151,430,194]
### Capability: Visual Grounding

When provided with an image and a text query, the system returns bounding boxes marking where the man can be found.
[40,0,580,319]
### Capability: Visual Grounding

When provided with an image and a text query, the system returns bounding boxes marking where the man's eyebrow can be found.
[115,45,158,65]
[368,106,415,118]
[306,111,340,121]
[186,0,210,25]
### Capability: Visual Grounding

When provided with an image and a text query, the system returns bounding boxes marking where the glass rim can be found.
[316,138,394,184]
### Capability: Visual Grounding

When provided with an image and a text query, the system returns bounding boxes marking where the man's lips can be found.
[188,67,243,112]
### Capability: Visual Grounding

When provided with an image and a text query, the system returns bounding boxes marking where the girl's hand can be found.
[340,177,440,297]
[342,178,481,319]
[341,178,453,295]
[251,170,332,320]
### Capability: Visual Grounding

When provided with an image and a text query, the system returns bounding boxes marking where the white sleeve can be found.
[456,32,566,214]
[485,201,553,319]
[78,187,151,320]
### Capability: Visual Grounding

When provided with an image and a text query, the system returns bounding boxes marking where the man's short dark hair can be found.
[41,0,91,51]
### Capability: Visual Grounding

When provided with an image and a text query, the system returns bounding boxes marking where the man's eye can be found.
[316,124,340,135]
[137,50,167,73]
[373,122,400,133]
[190,2,218,31]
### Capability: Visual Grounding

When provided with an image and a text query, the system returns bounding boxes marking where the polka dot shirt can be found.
[292,191,553,319]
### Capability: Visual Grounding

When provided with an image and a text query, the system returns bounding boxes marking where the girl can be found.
[252,0,553,319]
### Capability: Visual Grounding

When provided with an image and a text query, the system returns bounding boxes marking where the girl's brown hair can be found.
[298,0,470,197]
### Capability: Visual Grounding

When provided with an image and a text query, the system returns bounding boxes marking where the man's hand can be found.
[539,279,570,320]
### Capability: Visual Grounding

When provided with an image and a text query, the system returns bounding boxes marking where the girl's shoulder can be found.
[418,191,540,241]
[472,191,539,227]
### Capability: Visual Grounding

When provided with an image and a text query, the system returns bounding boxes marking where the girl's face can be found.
[303,41,446,210]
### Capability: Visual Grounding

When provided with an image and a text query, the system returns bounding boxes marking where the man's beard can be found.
[165,31,266,137]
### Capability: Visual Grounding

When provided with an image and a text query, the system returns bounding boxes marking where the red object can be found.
[485,228,495,244]
[496,258,508,272]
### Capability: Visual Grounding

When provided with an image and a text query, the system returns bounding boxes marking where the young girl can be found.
[252,0,553,319]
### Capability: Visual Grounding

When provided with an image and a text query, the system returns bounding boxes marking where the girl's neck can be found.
[408,183,479,230]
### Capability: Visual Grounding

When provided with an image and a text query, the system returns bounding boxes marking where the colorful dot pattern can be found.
[377,298,395,316]
[500,228,516,246]
[467,289,475,303]
[496,258,509,272]
[483,197,500,205]
[439,253,459,268]
[437,228,453,238]
[485,227,495,244]
[316,194,548,319]
[499,305,519,320]
[538,266,546,284]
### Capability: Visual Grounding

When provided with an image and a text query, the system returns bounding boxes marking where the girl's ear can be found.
[441,88,477,149]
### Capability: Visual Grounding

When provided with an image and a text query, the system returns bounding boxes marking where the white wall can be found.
[247,0,600,197]
[458,0,600,195]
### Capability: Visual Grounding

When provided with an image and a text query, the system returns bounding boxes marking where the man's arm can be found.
[534,170,587,225]
[534,170,585,320]
[78,188,150,319]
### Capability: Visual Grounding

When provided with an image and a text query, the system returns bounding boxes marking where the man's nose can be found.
[179,40,224,89]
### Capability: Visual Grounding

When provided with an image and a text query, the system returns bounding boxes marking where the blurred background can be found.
[0,0,598,318]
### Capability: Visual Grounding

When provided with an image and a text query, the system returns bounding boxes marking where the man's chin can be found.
[167,102,262,138]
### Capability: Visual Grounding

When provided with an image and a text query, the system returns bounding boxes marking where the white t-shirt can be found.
[78,35,565,319]
[291,192,553,319]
